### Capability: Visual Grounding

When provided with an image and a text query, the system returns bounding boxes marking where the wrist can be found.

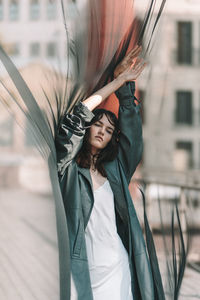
[115,81,136,103]
[114,75,125,89]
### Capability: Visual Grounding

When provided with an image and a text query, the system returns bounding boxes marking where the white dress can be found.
[85,180,133,300]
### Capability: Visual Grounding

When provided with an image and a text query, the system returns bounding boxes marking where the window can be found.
[177,21,192,64]
[9,0,19,21]
[46,42,57,57]
[46,0,57,20]
[176,141,193,168]
[175,91,193,125]
[30,42,40,57]
[30,0,40,20]
[0,0,3,21]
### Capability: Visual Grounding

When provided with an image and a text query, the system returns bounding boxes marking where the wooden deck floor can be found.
[0,189,199,300]
[0,189,59,300]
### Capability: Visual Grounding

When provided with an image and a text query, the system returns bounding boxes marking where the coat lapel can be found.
[77,166,93,187]
[77,166,94,228]
[104,160,129,224]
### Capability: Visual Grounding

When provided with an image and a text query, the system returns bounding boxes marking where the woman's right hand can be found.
[119,58,146,83]
[114,46,146,83]
[82,46,146,111]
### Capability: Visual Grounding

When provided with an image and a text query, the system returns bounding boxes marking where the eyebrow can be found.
[97,120,114,131]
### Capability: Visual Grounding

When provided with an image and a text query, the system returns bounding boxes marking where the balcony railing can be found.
[132,175,200,274]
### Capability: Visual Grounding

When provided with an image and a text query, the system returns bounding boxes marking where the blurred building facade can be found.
[136,0,200,182]
[0,0,66,69]
[0,0,67,189]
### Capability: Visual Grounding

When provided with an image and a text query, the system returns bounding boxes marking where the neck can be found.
[90,152,98,172]
[90,146,99,156]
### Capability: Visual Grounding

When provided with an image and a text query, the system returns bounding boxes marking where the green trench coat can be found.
[55,82,165,300]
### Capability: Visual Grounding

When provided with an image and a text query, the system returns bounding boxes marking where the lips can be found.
[95,136,103,142]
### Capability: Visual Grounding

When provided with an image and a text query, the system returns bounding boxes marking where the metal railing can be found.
[133,175,200,273]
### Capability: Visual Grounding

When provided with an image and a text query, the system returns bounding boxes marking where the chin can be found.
[94,143,104,150]
[90,141,105,150]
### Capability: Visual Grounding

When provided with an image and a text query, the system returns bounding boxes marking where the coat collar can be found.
[77,166,93,187]
[104,160,120,184]
[77,161,120,186]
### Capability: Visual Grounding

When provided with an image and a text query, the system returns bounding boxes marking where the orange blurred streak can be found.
[99,84,139,117]
[91,0,140,116]
[86,0,135,90]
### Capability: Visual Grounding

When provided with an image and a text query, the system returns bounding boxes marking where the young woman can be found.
[55,46,164,300]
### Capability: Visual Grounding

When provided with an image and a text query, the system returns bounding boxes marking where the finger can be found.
[126,45,141,60]
[127,51,141,64]
[117,54,137,70]
[129,61,146,78]
[131,45,142,54]
[135,60,146,69]
[137,62,147,72]
[121,46,142,68]
[125,61,146,79]
[134,62,147,74]
[131,57,144,68]
[134,63,147,77]
[128,46,142,59]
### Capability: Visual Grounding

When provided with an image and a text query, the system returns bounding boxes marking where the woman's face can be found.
[89,114,115,154]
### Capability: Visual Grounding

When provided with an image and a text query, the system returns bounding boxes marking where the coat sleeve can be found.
[115,81,143,183]
[55,102,94,176]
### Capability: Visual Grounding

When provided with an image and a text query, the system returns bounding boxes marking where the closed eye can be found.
[94,122,101,127]
[106,130,113,134]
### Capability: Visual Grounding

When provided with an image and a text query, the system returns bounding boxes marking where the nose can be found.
[98,127,105,136]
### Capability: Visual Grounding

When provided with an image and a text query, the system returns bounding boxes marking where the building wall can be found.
[136,0,200,175]
[0,0,67,70]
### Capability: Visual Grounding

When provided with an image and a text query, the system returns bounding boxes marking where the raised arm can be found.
[83,45,145,182]
[115,81,143,183]
[83,45,145,111]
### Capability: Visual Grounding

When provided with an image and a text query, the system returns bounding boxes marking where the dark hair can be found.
[76,109,119,177]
